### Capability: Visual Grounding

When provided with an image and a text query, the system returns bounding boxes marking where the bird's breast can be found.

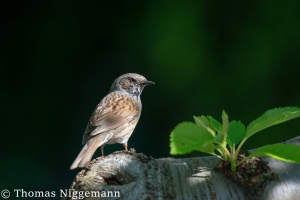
[105,117,140,144]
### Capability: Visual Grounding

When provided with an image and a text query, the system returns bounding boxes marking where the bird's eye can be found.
[129,78,136,83]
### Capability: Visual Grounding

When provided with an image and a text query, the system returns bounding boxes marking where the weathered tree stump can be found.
[65,136,300,200]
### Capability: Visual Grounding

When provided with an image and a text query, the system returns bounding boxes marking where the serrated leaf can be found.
[227,121,246,148]
[193,115,215,136]
[245,107,300,139]
[207,116,222,133]
[170,122,214,155]
[246,144,300,164]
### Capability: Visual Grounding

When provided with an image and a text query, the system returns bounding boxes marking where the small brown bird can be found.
[70,73,154,170]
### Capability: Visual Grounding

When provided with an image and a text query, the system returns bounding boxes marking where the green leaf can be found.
[195,142,215,155]
[245,107,300,139]
[193,115,215,136]
[207,116,222,133]
[170,122,214,155]
[194,115,205,127]
[246,144,300,164]
[222,110,229,133]
[227,121,246,148]
[214,130,225,144]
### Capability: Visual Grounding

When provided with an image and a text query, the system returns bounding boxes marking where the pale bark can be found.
[65,136,300,200]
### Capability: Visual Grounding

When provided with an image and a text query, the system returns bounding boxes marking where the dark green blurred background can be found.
[1,0,300,197]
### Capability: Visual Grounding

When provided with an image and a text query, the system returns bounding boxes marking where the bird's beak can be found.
[139,80,155,85]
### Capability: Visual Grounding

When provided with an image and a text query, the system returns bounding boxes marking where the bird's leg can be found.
[123,143,128,151]
[101,145,105,156]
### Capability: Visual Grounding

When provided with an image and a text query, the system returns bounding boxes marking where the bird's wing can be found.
[82,92,140,144]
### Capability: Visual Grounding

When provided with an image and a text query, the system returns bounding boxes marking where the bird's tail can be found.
[70,137,102,170]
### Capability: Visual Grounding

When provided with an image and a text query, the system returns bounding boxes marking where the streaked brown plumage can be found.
[70,73,154,170]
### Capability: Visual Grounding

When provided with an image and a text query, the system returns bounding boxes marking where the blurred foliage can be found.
[1,0,300,195]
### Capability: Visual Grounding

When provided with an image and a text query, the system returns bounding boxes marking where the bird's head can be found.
[110,73,155,97]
